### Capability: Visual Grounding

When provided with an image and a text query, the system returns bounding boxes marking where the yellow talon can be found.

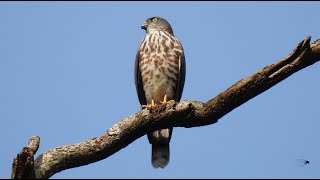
[160,95,167,104]
[142,99,155,109]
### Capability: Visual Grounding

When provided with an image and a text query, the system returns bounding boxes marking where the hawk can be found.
[134,16,186,168]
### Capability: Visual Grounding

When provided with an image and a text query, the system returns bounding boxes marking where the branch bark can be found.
[11,136,40,179]
[12,36,320,179]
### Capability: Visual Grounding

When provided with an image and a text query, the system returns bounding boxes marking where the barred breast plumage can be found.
[139,30,183,105]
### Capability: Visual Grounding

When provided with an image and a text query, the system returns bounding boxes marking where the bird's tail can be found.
[148,128,172,168]
[152,142,170,168]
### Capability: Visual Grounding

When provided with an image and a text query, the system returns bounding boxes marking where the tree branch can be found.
[12,36,320,179]
[11,136,40,179]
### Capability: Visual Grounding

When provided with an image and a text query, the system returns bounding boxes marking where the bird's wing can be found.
[174,42,186,102]
[134,49,147,106]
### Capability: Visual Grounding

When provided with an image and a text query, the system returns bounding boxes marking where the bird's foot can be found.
[159,95,167,104]
[160,95,175,105]
[141,99,155,110]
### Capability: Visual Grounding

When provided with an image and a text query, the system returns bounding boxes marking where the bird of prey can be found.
[134,16,186,168]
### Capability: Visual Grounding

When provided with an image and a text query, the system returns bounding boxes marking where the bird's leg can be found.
[160,94,176,105]
[160,94,167,104]
[141,99,155,109]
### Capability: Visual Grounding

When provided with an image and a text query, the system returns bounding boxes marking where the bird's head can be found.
[141,16,174,35]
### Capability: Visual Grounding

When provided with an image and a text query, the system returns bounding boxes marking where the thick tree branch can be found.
[12,36,320,179]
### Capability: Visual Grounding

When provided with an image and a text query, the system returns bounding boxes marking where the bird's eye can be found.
[152,18,158,22]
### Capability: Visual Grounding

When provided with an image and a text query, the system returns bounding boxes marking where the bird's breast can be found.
[138,31,183,103]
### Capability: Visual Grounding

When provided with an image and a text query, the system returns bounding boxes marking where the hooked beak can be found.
[141,21,148,30]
